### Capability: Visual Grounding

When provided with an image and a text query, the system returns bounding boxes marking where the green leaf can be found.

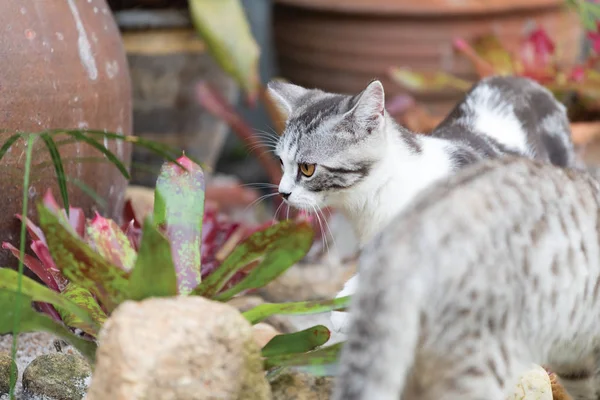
[0,133,23,162]
[37,204,130,313]
[189,0,260,102]
[153,155,205,295]
[46,129,206,172]
[264,342,343,372]
[0,269,101,336]
[193,220,314,298]
[471,34,516,75]
[9,133,35,397]
[64,130,130,179]
[243,296,351,325]
[388,68,472,93]
[198,220,314,301]
[66,176,108,211]
[261,325,330,358]
[40,133,69,213]
[86,213,137,272]
[128,217,178,300]
[0,290,97,362]
[59,282,107,336]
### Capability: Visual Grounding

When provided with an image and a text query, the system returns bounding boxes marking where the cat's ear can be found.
[266,80,308,119]
[348,80,385,133]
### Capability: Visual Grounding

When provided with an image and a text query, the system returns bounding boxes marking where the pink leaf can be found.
[2,242,60,292]
[34,302,63,323]
[43,189,61,212]
[527,28,555,60]
[196,81,282,185]
[67,207,86,238]
[587,29,600,54]
[123,220,142,252]
[15,214,47,244]
[86,212,137,272]
[30,240,69,291]
[570,65,586,82]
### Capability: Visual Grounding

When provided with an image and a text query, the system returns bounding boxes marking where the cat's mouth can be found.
[284,199,315,212]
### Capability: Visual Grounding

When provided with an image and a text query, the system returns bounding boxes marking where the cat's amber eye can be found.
[299,163,316,177]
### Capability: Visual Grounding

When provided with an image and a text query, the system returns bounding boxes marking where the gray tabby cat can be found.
[267,76,579,333]
[331,157,600,400]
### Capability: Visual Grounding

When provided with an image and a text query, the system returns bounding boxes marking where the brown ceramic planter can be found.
[0,1,132,268]
[273,0,582,116]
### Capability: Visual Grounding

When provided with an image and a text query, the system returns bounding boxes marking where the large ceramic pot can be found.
[273,0,583,116]
[0,1,132,268]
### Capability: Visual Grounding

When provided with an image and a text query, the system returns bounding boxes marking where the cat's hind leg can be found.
[546,353,598,400]
[401,349,528,400]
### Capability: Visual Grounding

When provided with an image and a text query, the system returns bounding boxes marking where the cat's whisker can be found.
[311,204,328,254]
[251,132,279,146]
[316,204,337,254]
[240,182,279,189]
[272,201,285,223]
[243,192,279,214]
[247,141,278,154]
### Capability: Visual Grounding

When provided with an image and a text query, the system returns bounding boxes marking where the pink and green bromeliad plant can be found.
[0,154,349,374]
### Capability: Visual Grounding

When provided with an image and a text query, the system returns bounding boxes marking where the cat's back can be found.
[431,76,575,168]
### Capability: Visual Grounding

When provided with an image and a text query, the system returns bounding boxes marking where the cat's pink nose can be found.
[279,191,291,200]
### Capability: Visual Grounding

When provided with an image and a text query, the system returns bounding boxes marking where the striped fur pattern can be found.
[268,76,578,247]
[331,157,600,400]
[267,77,579,335]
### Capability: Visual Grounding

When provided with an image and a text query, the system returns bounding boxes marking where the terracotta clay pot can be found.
[273,0,583,116]
[0,1,132,268]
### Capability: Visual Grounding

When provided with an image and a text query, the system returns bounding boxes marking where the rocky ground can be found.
[0,183,574,399]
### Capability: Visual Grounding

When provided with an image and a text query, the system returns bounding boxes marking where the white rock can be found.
[506,364,552,400]
[85,296,271,400]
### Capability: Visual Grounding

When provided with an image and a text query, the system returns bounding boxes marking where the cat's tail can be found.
[330,237,426,400]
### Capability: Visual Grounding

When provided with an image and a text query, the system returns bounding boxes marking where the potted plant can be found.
[271,0,582,117]
[0,0,133,269]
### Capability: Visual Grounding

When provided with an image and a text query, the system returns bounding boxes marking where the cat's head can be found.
[267,80,388,211]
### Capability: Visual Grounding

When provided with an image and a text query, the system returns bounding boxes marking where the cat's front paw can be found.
[331,309,351,334]
[330,274,359,334]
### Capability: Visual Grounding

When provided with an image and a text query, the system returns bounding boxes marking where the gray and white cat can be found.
[267,76,579,333]
[331,156,600,400]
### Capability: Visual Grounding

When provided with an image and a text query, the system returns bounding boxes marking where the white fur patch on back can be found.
[460,85,530,156]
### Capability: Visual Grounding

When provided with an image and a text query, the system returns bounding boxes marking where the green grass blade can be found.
[48,129,201,169]
[66,176,107,211]
[9,134,34,399]
[261,325,330,358]
[243,296,351,325]
[63,131,130,179]
[0,133,23,162]
[40,133,69,213]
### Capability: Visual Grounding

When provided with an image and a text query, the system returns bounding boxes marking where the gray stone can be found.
[0,351,16,395]
[85,296,272,400]
[22,353,91,400]
[270,371,334,400]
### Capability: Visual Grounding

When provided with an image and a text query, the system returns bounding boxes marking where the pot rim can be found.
[114,9,192,31]
[274,0,565,17]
